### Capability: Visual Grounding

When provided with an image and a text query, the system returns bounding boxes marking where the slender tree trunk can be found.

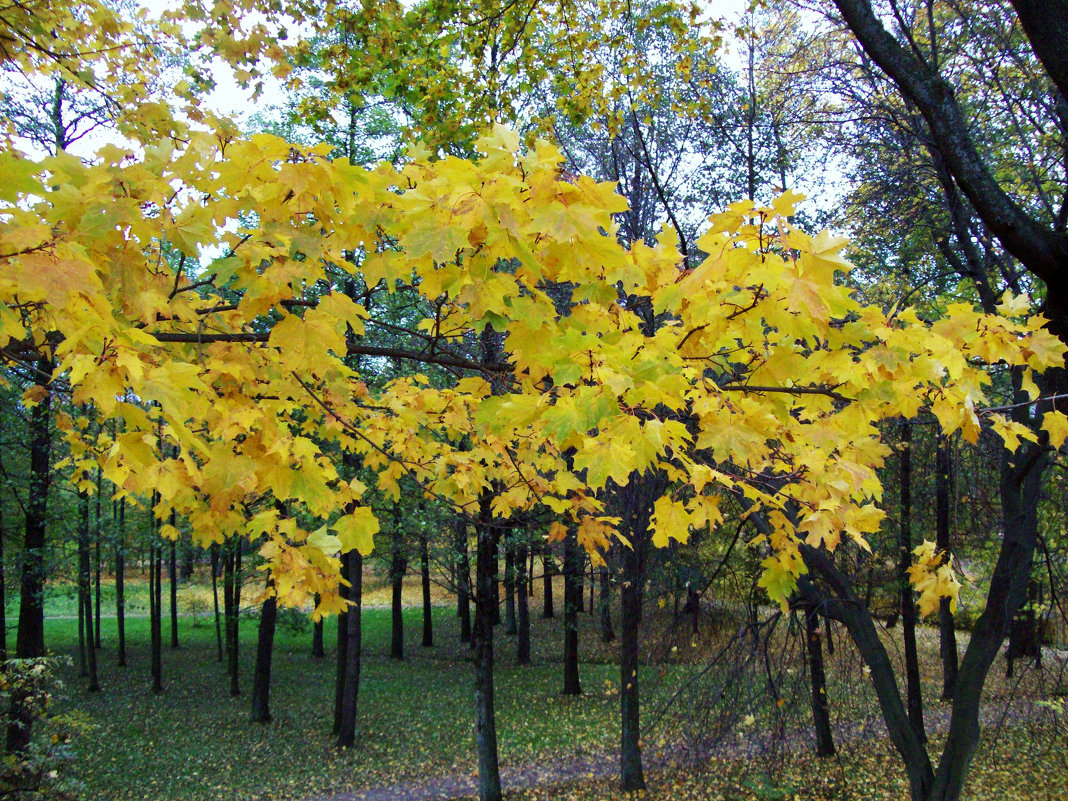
[390,528,405,660]
[456,518,472,645]
[805,607,834,756]
[77,559,87,677]
[224,540,240,696]
[899,420,926,742]
[16,357,52,662]
[169,536,179,649]
[94,467,102,650]
[337,552,363,748]
[231,541,242,695]
[491,537,501,626]
[116,498,126,667]
[599,562,615,643]
[150,533,163,695]
[312,593,325,658]
[542,547,554,618]
[210,543,222,663]
[588,559,595,614]
[421,532,433,647]
[620,534,644,791]
[936,436,958,699]
[504,544,517,635]
[250,576,277,723]
[333,551,351,736]
[78,485,99,691]
[473,496,502,801]
[516,542,530,665]
[562,527,582,696]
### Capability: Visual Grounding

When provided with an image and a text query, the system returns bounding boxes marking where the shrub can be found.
[0,657,89,800]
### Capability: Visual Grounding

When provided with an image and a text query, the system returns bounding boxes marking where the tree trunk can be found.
[169,536,179,649]
[77,539,87,678]
[116,498,126,667]
[562,527,582,696]
[899,419,926,742]
[312,593,325,658]
[150,534,163,695]
[516,542,530,665]
[620,536,644,791]
[421,531,433,647]
[473,497,502,801]
[504,544,517,635]
[936,436,958,700]
[390,527,405,660]
[210,543,221,664]
[333,551,351,736]
[15,357,52,661]
[491,536,501,626]
[94,467,102,650]
[1006,579,1041,678]
[78,485,99,692]
[805,607,834,756]
[337,552,363,748]
[224,540,240,696]
[542,547,554,619]
[250,577,277,723]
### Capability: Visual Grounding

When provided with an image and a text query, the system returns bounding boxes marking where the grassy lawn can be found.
[32,576,1068,801]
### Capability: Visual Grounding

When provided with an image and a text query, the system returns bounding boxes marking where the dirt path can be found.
[308,699,1050,801]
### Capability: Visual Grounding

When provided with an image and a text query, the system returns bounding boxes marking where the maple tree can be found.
[2,3,1067,801]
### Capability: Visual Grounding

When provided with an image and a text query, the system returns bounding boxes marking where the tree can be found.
[3,5,1066,800]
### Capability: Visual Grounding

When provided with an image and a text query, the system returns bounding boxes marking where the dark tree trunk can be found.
[210,543,221,663]
[150,534,163,695]
[337,552,363,748]
[250,577,277,723]
[528,547,535,596]
[1006,579,1041,678]
[456,518,472,644]
[504,544,517,635]
[599,562,615,643]
[78,486,99,692]
[805,607,834,756]
[116,498,126,667]
[15,357,52,661]
[620,536,644,791]
[562,527,582,696]
[936,437,958,699]
[93,467,102,650]
[516,542,530,665]
[899,420,926,742]
[588,559,595,614]
[390,527,405,660]
[491,536,501,626]
[77,513,87,678]
[169,536,179,649]
[333,551,351,736]
[542,547,554,619]
[473,496,502,801]
[224,540,240,696]
[421,532,433,647]
[312,593,325,658]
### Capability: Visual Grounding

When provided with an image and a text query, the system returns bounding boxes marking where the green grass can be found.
[48,601,640,800]
[35,583,1068,801]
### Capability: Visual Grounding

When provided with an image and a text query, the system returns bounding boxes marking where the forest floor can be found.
[39,574,1068,801]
